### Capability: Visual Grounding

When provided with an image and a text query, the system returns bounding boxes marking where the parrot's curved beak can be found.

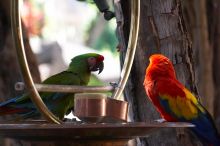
[98,61,104,74]
[90,61,104,74]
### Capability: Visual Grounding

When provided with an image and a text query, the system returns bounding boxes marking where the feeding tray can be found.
[0,121,194,141]
[74,93,128,122]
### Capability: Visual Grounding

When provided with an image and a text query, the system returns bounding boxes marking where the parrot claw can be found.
[116,44,123,52]
[154,118,166,123]
[110,82,118,88]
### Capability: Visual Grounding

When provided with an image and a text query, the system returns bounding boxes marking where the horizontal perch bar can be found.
[35,84,115,93]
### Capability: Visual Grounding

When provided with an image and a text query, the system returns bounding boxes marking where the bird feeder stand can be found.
[10,0,140,124]
[0,0,194,145]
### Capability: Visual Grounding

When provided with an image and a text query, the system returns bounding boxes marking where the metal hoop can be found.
[112,0,140,100]
[11,0,61,124]
[10,0,140,123]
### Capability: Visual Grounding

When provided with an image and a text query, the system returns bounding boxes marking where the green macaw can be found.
[0,53,104,120]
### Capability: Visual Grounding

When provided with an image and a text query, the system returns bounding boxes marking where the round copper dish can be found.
[74,93,128,123]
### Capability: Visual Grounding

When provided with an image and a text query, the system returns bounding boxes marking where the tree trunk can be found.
[0,0,41,100]
[121,0,201,145]
[183,0,214,115]
[183,0,220,131]
[210,0,220,131]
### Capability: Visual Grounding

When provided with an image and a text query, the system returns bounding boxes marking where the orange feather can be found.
[144,54,220,145]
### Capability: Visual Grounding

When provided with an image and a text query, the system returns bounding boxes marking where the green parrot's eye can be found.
[88,57,97,67]
[88,57,96,61]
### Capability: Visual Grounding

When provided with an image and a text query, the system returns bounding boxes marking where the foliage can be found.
[93,22,117,53]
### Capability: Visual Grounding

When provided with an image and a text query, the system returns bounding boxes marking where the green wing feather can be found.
[14,71,82,119]
[16,71,81,102]
[0,53,104,119]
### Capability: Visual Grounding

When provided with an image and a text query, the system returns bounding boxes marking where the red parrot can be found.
[144,54,220,146]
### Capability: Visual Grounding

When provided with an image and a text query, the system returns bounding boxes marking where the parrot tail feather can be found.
[0,96,20,107]
[0,107,29,115]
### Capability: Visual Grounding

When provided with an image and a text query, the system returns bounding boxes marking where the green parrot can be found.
[0,53,104,120]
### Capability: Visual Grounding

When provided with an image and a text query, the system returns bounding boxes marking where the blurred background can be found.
[21,0,120,84]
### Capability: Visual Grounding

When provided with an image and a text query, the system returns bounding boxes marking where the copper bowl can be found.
[74,93,128,123]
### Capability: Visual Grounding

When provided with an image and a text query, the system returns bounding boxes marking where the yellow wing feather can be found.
[159,88,205,120]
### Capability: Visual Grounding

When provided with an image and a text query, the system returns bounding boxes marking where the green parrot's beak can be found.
[90,61,104,74]
[98,61,104,74]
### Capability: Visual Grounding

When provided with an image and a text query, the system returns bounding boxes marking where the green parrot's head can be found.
[68,53,104,74]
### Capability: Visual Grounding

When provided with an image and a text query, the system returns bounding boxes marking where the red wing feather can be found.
[0,107,30,115]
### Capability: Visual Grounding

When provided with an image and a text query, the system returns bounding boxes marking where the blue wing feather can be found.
[159,95,220,146]
[190,110,220,146]
[0,96,20,107]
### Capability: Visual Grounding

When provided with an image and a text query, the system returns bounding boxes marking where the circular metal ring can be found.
[11,0,61,124]
[112,0,140,100]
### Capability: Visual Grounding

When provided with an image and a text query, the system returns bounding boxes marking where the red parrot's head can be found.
[145,54,176,80]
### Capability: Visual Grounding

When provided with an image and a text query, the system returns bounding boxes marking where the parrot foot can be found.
[154,118,166,123]
[116,44,124,52]
[110,82,118,88]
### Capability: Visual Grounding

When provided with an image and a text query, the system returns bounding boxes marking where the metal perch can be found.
[35,84,114,93]
[15,82,115,93]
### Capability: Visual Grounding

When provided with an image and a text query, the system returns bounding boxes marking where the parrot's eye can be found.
[88,57,96,61]
[88,57,97,67]
[88,57,96,64]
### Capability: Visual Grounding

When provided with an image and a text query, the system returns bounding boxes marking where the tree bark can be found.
[183,0,220,131]
[210,0,220,131]
[0,0,41,99]
[183,0,214,115]
[121,0,201,145]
